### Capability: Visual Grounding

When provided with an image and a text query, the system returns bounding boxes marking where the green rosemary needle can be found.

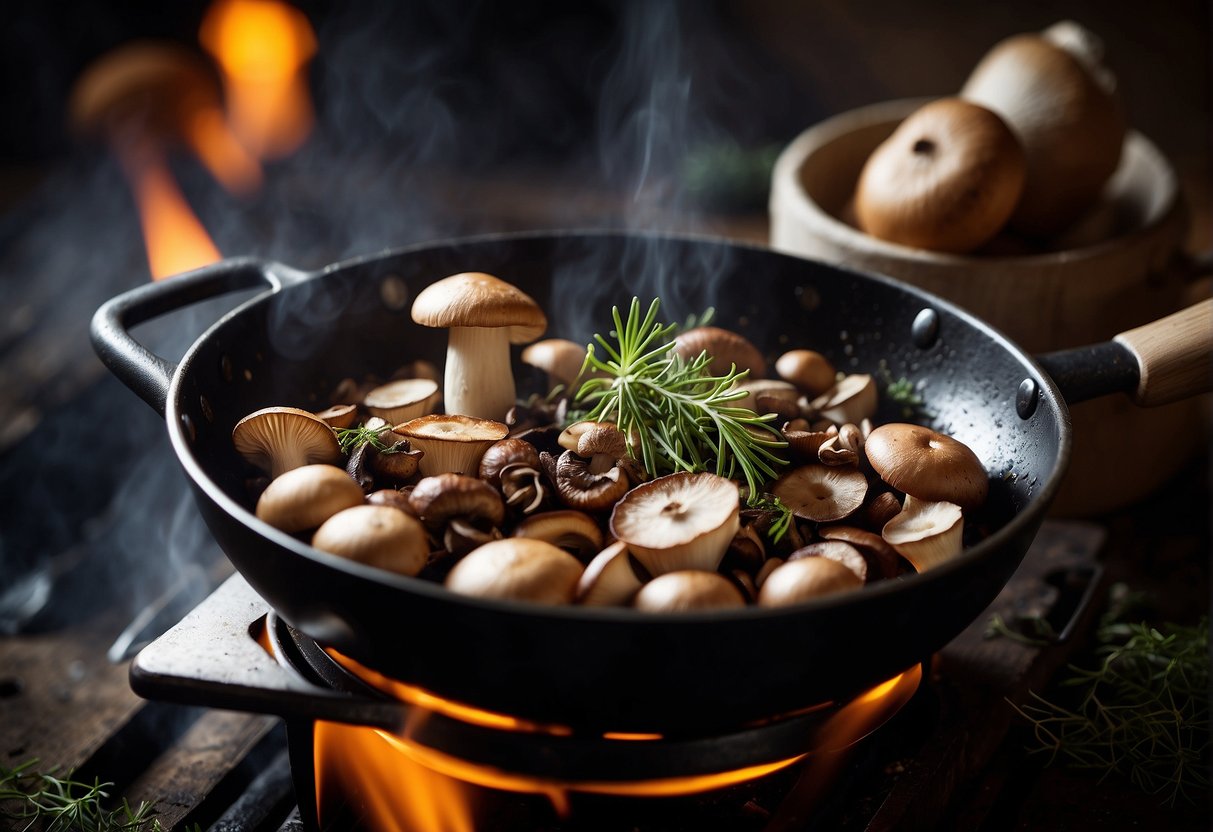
[573,298,788,502]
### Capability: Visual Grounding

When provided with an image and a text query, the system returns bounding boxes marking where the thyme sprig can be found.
[574,298,787,502]
[335,423,399,455]
[0,759,195,832]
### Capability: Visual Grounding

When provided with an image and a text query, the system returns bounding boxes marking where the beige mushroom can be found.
[233,407,343,479]
[445,538,583,605]
[808,374,878,426]
[787,540,868,583]
[854,97,1026,253]
[633,571,747,613]
[312,504,429,577]
[521,338,591,391]
[410,272,546,420]
[733,378,800,415]
[609,472,740,576]
[362,378,440,424]
[864,423,988,510]
[393,414,508,477]
[882,496,965,572]
[775,350,837,398]
[820,525,903,581]
[576,541,646,607]
[817,423,864,466]
[672,326,766,378]
[255,464,364,533]
[770,465,868,524]
[961,21,1125,236]
[758,557,863,607]
[314,403,358,430]
[513,510,604,563]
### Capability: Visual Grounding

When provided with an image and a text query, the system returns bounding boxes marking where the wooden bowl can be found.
[770,98,1201,516]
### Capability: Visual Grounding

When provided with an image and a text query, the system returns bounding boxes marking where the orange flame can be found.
[314,654,922,831]
[200,0,317,160]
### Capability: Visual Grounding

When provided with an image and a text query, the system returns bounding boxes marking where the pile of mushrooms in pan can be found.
[232,271,989,612]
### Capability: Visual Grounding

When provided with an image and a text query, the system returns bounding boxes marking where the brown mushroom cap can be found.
[864,423,988,509]
[672,326,766,378]
[233,406,342,478]
[513,510,604,563]
[408,473,505,532]
[445,538,583,605]
[312,504,429,576]
[554,449,631,512]
[411,272,547,343]
[609,472,740,576]
[775,350,837,398]
[394,414,509,476]
[521,338,590,388]
[771,465,868,523]
[632,571,747,613]
[255,464,364,533]
[820,525,903,581]
[787,540,868,583]
[757,557,863,607]
[362,378,440,424]
[854,97,1026,253]
[479,438,542,488]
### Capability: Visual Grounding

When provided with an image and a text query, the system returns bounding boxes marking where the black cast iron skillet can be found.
[91,231,1210,733]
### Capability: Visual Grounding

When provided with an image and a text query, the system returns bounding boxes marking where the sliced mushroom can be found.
[757,557,863,607]
[576,541,646,606]
[513,510,604,563]
[394,414,509,477]
[500,462,551,515]
[807,374,877,426]
[312,504,429,577]
[362,378,440,424]
[787,540,868,583]
[609,472,740,577]
[864,423,988,509]
[775,350,837,398]
[633,571,747,613]
[445,538,583,605]
[478,438,542,488]
[255,463,364,533]
[409,473,505,556]
[555,450,630,512]
[783,424,837,465]
[233,406,342,478]
[882,496,964,572]
[411,272,546,420]
[818,423,865,466]
[770,465,868,523]
[673,326,766,378]
[820,525,903,581]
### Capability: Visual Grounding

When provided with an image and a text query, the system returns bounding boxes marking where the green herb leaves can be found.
[574,298,787,502]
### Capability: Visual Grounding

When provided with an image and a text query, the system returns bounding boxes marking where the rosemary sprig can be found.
[0,759,194,832]
[748,493,795,545]
[573,298,787,502]
[335,423,399,455]
[1010,614,1210,805]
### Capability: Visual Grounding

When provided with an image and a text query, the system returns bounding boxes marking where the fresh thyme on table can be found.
[0,759,199,832]
[573,298,788,503]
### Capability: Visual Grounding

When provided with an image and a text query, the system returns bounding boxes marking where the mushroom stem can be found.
[445,326,515,420]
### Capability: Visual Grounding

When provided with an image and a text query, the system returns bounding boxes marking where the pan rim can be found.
[164,228,1072,625]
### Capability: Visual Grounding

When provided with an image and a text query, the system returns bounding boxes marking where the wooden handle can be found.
[1113,298,1213,406]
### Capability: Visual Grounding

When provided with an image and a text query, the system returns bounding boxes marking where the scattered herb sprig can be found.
[335,423,399,455]
[748,493,795,544]
[0,759,195,832]
[574,298,788,502]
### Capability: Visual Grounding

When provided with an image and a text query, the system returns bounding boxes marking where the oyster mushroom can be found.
[312,504,428,577]
[314,403,358,430]
[673,326,766,378]
[775,350,837,398]
[394,414,508,477]
[854,97,1026,253]
[409,473,505,556]
[817,423,864,466]
[770,465,868,524]
[362,378,440,424]
[808,374,877,426]
[609,472,740,577]
[864,423,988,510]
[513,510,604,563]
[882,497,965,572]
[410,272,546,420]
[576,541,646,607]
[445,538,583,605]
[233,406,342,478]
[255,464,364,533]
[961,21,1125,236]
[633,571,747,613]
[757,557,863,607]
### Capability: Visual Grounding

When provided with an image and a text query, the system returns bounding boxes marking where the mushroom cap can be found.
[362,378,440,424]
[771,464,868,523]
[609,472,740,576]
[864,423,988,509]
[513,510,604,563]
[809,374,878,426]
[478,438,542,488]
[314,403,359,430]
[882,497,965,572]
[554,449,631,512]
[445,538,583,605]
[788,540,868,583]
[411,272,547,343]
[394,414,509,476]
[312,504,429,576]
[820,524,903,581]
[854,97,1026,253]
[255,464,364,533]
[672,326,766,378]
[409,473,505,531]
[633,571,747,613]
[521,338,589,388]
[233,406,342,478]
[775,350,837,398]
[576,541,646,606]
[757,557,863,608]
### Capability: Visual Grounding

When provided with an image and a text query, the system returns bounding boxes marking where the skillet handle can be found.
[90,258,302,417]
[1037,299,1213,407]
